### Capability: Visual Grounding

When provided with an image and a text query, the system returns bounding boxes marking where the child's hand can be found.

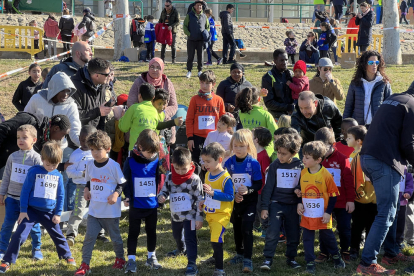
[286,80,292,86]
[346,202,355,213]
[187,140,194,151]
[107,192,119,205]
[201,164,206,171]
[404,193,411,199]
[124,198,130,207]
[260,88,268,97]
[84,188,91,201]
[174,116,183,126]
[203,184,214,196]
[235,193,244,203]
[52,215,61,224]
[227,104,235,112]
[18,212,29,224]
[238,185,248,195]
[322,213,331,224]
[294,189,302,197]
[297,203,304,216]
[261,210,269,220]
[196,221,203,230]
[0,195,5,206]
[158,195,166,203]
[198,200,205,211]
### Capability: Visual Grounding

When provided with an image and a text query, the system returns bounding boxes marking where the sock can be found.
[128,255,136,261]
[148,252,155,258]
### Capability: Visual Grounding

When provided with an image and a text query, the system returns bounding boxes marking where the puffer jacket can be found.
[219,10,233,34]
[355,10,375,46]
[309,75,345,104]
[343,77,392,125]
[291,94,343,145]
[59,15,74,37]
[159,6,180,34]
[78,12,96,38]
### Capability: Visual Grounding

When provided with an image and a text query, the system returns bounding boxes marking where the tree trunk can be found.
[383,0,402,64]
[113,0,131,60]
[267,0,274,23]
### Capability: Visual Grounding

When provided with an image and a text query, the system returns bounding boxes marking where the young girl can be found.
[235,87,278,157]
[318,22,334,59]
[329,19,340,66]
[29,20,40,59]
[12,64,42,112]
[284,31,298,65]
[225,129,262,273]
[205,9,222,66]
[43,14,60,58]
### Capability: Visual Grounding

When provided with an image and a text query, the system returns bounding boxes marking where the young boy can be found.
[144,15,156,61]
[199,142,234,276]
[74,131,126,275]
[123,129,162,272]
[260,133,304,271]
[187,70,225,169]
[315,127,354,264]
[65,125,99,246]
[158,147,204,276]
[297,141,345,274]
[286,60,309,104]
[0,125,43,260]
[0,141,76,273]
[118,82,159,151]
[335,118,357,159]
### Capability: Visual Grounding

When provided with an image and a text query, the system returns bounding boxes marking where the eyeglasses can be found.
[150,66,162,71]
[323,67,332,71]
[97,72,110,77]
[367,60,380,66]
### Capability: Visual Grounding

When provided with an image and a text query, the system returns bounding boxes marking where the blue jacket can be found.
[343,78,392,125]
[209,17,218,42]
[317,31,330,50]
[144,22,156,43]
[20,165,64,216]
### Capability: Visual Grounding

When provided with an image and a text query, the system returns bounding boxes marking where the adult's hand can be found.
[168,26,172,31]
[100,104,112,116]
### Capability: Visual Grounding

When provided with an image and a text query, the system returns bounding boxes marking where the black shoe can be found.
[240,53,247,58]
[97,234,110,243]
[166,249,186,257]
[287,259,301,269]
[260,259,272,270]
[332,254,346,269]
[306,262,316,275]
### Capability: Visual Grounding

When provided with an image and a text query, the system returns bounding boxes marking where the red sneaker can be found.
[356,263,396,275]
[315,253,329,263]
[381,253,414,266]
[74,263,91,276]
[112,258,126,269]
[278,234,286,244]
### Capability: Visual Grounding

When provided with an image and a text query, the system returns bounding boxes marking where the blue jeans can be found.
[312,4,325,22]
[331,46,338,63]
[299,50,320,65]
[360,155,400,265]
[321,208,351,254]
[0,197,42,253]
[62,147,75,211]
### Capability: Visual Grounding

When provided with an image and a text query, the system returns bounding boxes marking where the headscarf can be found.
[146,58,165,87]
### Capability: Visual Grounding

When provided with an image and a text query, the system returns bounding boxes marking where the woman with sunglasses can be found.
[343,51,392,127]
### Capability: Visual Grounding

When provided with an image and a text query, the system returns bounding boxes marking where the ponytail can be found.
[235,87,260,114]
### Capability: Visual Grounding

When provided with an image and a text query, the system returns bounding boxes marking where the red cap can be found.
[293,60,307,75]
[117,94,128,105]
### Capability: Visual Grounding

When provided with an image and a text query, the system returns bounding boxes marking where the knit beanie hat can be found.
[293,60,307,75]
[117,94,129,105]
[230,62,244,72]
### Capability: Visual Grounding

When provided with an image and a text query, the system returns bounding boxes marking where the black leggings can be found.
[62,35,71,52]
[400,13,409,24]
[288,54,295,64]
[211,242,223,269]
[350,202,377,253]
[127,208,157,255]
[233,213,255,259]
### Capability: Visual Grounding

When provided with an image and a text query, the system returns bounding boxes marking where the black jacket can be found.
[12,77,42,111]
[401,1,409,13]
[42,57,81,88]
[159,6,181,34]
[130,18,145,43]
[219,10,233,34]
[216,76,252,110]
[355,10,375,46]
[361,86,414,176]
[291,94,343,145]
[78,12,96,38]
[58,15,74,37]
[262,66,294,119]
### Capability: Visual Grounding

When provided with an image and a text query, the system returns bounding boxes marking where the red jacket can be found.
[155,23,172,46]
[290,76,310,100]
[257,150,271,194]
[322,149,354,209]
[346,17,359,41]
[44,18,60,38]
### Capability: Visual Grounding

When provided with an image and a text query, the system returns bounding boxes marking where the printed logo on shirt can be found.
[91,175,110,183]
[303,185,324,198]
[231,164,234,171]
[246,162,252,172]
[383,100,400,106]
[196,105,220,113]
[329,162,340,169]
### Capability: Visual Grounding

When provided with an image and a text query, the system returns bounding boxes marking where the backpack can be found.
[327,31,337,48]
[235,39,244,49]
[90,20,97,31]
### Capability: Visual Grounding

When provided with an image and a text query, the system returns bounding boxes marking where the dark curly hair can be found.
[351,50,390,87]
[235,87,260,114]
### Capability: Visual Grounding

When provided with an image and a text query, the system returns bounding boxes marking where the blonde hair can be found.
[41,141,63,165]
[230,129,257,159]
[17,124,37,139]
[278,115,291,128]
[63,8,70,15]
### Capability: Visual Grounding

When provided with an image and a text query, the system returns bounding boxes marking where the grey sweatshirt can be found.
[0,148,42,199]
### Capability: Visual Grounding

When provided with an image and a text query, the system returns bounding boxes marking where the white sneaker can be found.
[186,71,192,78]
[197,71,202,77]
[335,62,341,66]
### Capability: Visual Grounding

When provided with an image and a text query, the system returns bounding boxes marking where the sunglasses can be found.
[97,72,110,77]
[367,60,380,66]
[323,68,332,71]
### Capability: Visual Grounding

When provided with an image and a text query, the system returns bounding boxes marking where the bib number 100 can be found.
[92,185,103,191]
[305,202,321,209]
[40,181,56,188]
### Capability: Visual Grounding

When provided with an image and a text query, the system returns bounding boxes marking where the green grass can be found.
[0,60,414,275]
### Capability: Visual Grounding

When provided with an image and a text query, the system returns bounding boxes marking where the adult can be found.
[159,0,180,64]
[291,91,342,145]
[43,14,60,58]
[355,2,375,53]
[216,62,252,128]
[42,41,93,88]
[220,4,236,64]
[309,57,344,104]
[400,0,409,25]
[343,51,392,126]
[78,7,96,42]
[356,82,414,276]
[299,31,320,66]
[128,58,178,144]
[333,0,347,20]
[261,49,294,120]
[313,0,326,22]
[183,0,209,78]
[59,8,74,55]
[346,13,359,52]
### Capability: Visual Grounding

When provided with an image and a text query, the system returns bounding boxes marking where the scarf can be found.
[171,164,196,185]
[132,145,157,160]
[198,89,214,101]
[146,58,165,87]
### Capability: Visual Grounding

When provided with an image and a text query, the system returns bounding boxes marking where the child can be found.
[199,142,234,276]
[74,131,126,275]
[158,147,203,275]
[123,130,163,272]
[0,141,76,273]
[205,9,222,66]
[118,83,160,151]
[186,70,225,168]
[65,125,98,246]
[144,15,156,62]
[29,20,40,59]
[286,60,309,104]
[0,125,43,260]
[284,31,298,65]
[277,114,291,128]
[44,14,60,58]
[314,127,354,264]
[297,141,345,274]
[335,118,357,159]
[317,22,334,59]
[12,64,42,111]
[260,133,304,270]
[236,87,278,157]
[400,0,409,25]
[41,68,49,82]
[270,127,299,162]
[225,129,262,273]
[329,19,340,66]
[397,167,413,249]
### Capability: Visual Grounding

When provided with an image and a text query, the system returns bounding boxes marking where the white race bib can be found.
[303,198,324,218]
[204,189,221,210]
[277,169,300,189]
[90,182,113,202]
[400,175,406,192]
[326,168,341,187]
[232,173,252,193]
[34,174,58,200]
[170,193,192,213]
[134,177,156,197]
[10,163,31,184]
[198,116,215,130]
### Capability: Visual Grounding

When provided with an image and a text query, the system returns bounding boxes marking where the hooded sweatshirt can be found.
[362,74,384,125]
[44,17,60,38]
[59,15,75,37]
[24,72,80,147]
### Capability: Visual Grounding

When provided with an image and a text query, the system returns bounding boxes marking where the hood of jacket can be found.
[85,13,95,21]
[60,56,82,71]
[219,10,229,19]
[45,18,58,27]
[39,72,76,105]
[62,15,72,19]
[361,74,383,86]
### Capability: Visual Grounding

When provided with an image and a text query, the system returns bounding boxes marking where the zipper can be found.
[22,151,27,165]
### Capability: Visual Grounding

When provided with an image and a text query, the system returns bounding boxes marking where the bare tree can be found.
[113,0,131,60]
[383,0,402,64]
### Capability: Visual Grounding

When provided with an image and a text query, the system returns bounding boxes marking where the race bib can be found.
[198,116,215,130]
[10,163,31,184]
[303,198,324,218]
[170,193,192,213]
[326,168,341,187]
[232,173,252,193]
[277,169,300,189]
[204,189,221,210]
[90,182,113,202]
[134,177,156,197]
[400,175,406,192]
[34,174,59,200]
